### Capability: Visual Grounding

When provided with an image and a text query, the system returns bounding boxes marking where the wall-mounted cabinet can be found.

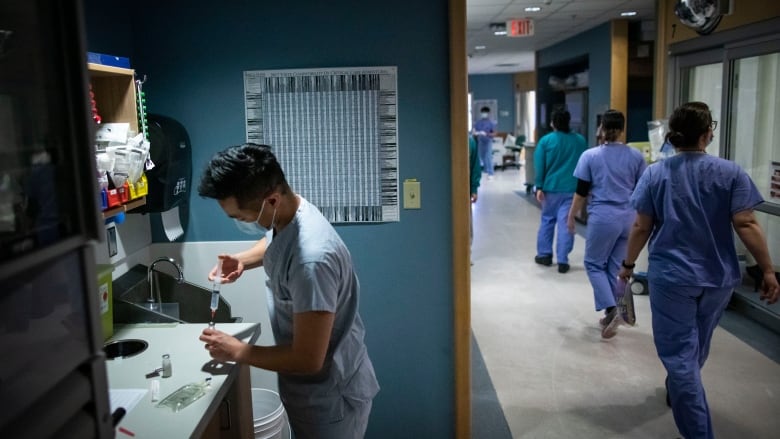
[87,63,146,217]
[88,63,139,133]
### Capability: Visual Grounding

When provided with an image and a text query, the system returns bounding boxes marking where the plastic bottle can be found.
[162,354,172,378]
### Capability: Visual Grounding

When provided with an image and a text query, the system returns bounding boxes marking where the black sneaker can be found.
[558,263,570,273]
[534,255,552,266]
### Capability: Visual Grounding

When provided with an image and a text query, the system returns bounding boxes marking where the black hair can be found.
[198,143,288,208]
[480,106,490,113]
[551,109,571,133]
[665,101,712,148]
[601,109,625,142]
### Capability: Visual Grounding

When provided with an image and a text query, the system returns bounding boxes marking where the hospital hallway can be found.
[468,167,780,439]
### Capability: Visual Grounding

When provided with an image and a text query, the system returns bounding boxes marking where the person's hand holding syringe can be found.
[207,254,247,329]
[209,260,222,329]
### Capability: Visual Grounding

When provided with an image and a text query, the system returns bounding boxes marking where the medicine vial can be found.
[162,354,172,378]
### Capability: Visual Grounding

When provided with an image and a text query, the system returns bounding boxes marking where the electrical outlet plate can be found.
[403,179,421,209]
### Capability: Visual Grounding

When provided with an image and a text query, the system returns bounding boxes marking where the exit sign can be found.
[507,19,534,37]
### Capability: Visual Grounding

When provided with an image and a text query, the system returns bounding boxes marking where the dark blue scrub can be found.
[630,152,763,439]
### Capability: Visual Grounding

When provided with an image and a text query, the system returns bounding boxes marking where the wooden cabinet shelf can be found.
[89,61,146,221]
[102,197,146,219]
[88,63,139,134]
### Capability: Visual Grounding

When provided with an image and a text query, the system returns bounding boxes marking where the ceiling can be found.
[467,0,657,74]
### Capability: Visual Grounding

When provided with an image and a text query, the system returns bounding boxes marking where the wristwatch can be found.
[621,260,636,269]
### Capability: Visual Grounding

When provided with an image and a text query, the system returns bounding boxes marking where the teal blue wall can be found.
[468,73,516,133]
[85,0,456,436]
[537,22,612,144]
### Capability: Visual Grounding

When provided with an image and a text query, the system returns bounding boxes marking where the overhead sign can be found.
[507,19,534,37]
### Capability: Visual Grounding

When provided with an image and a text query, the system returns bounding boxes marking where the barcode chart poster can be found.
[244,66,399,223]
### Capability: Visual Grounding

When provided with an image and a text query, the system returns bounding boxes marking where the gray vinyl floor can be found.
[469,167,780,439]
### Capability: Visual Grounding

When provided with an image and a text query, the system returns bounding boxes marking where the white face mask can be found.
[234,200,276,235]
[480,112,489,119]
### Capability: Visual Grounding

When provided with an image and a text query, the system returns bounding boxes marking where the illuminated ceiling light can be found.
[494,30,508,35]
[621,11,637,17]
[525,7,541,12]
[475,45,486,50]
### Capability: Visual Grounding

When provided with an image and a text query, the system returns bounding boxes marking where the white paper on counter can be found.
[109,388,148,414]
[161,205,183,241]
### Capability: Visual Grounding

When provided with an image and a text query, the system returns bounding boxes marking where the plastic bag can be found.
[156,378,211,412]
[614,277,636,326]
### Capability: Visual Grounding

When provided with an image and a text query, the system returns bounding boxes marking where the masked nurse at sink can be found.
[197,143,379,439]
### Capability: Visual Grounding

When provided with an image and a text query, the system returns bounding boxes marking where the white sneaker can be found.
[487,175,494,181]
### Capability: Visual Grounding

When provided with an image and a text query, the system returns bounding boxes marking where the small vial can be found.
[161,354,172,378]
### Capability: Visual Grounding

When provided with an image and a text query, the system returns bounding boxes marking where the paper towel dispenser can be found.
[141,114,192,213]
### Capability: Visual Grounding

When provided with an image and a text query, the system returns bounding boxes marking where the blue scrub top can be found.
[473,117,495,150]
[630,153,764,288]
[573,143,646,222]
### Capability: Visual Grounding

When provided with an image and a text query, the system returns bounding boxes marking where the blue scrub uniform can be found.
[630,153,763,439]
[573,143,646,310]
[263,197,380,439]
[474,117,496,176]
[534,130,587,264]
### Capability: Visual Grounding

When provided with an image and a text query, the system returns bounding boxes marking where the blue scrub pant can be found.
[649,283,732,439]
[584,213,633,311]
[478,140,494,176]
[536,192,574,264]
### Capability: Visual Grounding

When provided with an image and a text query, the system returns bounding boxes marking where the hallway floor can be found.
[469,168,780,439]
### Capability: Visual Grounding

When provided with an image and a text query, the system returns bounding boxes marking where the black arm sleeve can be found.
[575,179,591,197]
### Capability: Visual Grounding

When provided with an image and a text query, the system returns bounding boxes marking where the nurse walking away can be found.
[567,110,646,338]
[534,108,587,273]
[197,143,379,439]
[619,102,779,439]
[473,106,496,180]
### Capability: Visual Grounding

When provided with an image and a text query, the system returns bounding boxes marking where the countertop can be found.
[106,323,260,438]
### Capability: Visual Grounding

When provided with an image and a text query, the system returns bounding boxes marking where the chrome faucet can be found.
[147,257,184,310]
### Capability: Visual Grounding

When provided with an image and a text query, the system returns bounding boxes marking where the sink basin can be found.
[112,265,242,324]
[104,339,148,359]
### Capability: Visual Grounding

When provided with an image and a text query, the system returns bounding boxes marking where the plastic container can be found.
[95,264,114,340]
[252,388,287,439]
[129,174,148,199]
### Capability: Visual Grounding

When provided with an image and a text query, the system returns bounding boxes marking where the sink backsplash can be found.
[113,264,240,324]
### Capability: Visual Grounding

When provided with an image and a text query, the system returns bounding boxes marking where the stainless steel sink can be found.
[104,339,148,359]
[113,265,242,324]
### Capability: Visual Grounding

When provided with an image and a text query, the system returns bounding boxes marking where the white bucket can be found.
[252,388,287,439]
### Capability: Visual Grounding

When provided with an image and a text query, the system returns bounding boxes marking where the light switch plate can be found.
[403,179,421,209]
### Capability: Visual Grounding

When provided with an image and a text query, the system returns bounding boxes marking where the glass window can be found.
[682,62,723,157]
[729,52,780,206]
[737,210,780,282]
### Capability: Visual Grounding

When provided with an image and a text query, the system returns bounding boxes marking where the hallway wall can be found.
[84,0,458,436]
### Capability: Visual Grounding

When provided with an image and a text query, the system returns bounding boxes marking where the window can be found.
[729,52,780,206]
[681,62,723,158]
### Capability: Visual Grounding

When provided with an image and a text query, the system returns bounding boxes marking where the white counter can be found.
[106,323,260,438]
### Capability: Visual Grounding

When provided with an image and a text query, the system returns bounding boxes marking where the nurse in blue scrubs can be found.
[473,106,496,179]
[619,102,779,439]
[567,110,646,338]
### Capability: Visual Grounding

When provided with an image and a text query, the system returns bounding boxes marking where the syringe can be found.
[210,260,222,328]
